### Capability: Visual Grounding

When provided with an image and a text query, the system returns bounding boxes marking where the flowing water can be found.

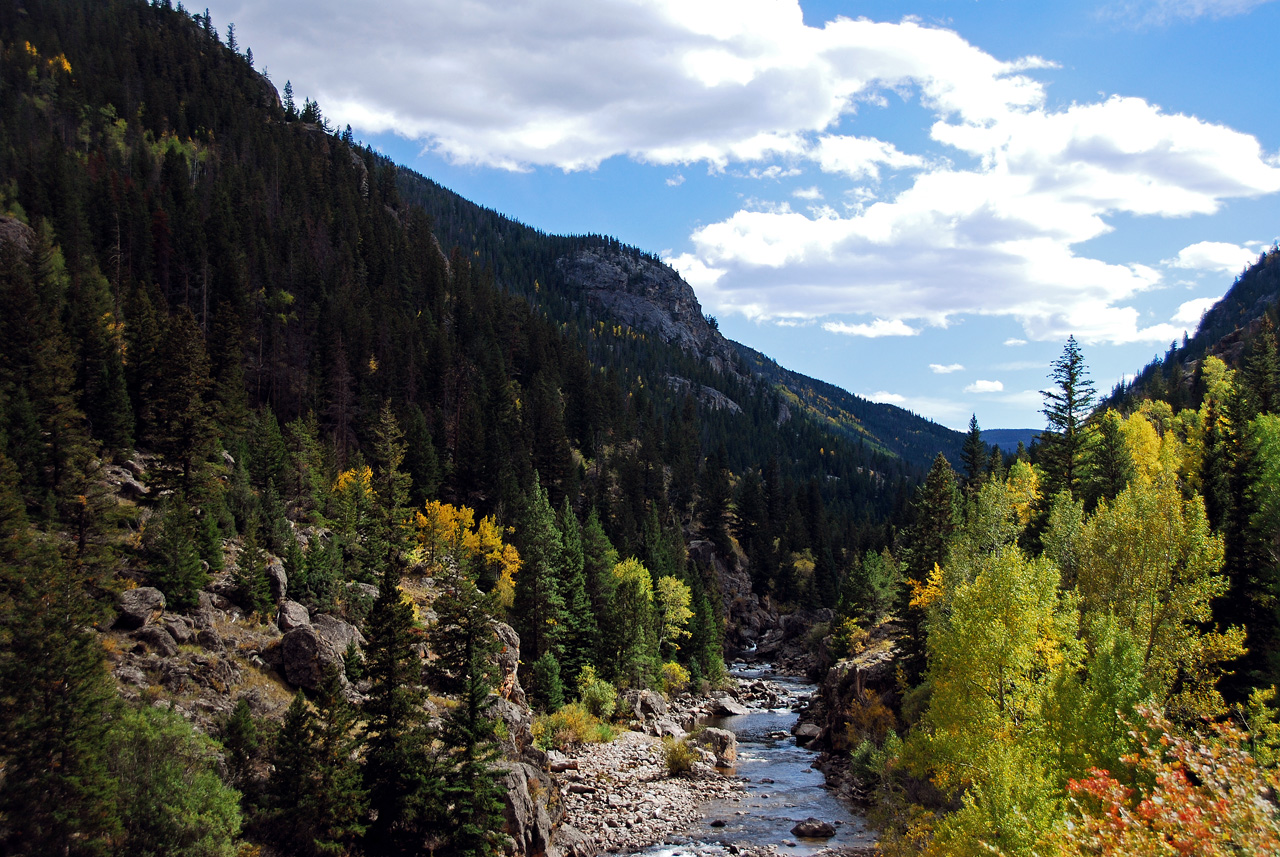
[627,663,877,856]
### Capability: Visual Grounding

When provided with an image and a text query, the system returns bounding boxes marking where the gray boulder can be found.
[791,818,836,838]
[265,557,287,602]
[711,697,749,717]
[278,624,343,690]
[312,614,365,653]
[276,600,311,632]
[694,726,738,766]
[134,625,179,657]
[793,722,822,746]
[163,615,194,644]
[623,689,668,720]
[117,587,165,629]
[196,628,225,653]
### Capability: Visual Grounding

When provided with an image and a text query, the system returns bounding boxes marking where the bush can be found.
[575,665,617,720]
[831,617,870,660]
[530,652,566,712]
[533,703,612,751]
[661,737,698,777]
[660,662,691,697]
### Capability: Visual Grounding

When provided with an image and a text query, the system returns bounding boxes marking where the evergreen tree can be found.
[1243,315,1280,418]
[901,453,961,682]
[152,306,216,489]
[362,561,435,854]
[220,698,261,798]
[696,444,732,555]
[512,477,566,664]
[556,498,596,688]
[1040,336,1097,498]
[0,460,119,855]
[430,557,506,856]
[369,400,412,573]
[310,662,368,855]
[146,493,208,611]
[960,414,986,499]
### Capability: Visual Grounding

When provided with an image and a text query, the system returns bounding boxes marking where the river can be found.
[626,663,878,856]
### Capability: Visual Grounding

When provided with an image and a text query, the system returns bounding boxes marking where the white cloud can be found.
[868,391,906,404]
[1172,295,1221,326]
[224,0,1280,346]
[1004,338,1028,346]
[792,186,823,200]
[965,379,1005,393]
[823,318,918,337]
[930,363,965,374]
[1170,240,1258,273]
[666,173,686,186]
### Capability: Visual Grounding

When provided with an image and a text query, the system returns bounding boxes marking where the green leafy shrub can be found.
[533,702,612,751]
[661,737,698,777]
[576,665,617,720]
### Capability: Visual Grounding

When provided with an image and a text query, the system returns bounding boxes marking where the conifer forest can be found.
[0,2,1278,856]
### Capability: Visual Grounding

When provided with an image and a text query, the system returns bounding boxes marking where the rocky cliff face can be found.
[557,248,746,383]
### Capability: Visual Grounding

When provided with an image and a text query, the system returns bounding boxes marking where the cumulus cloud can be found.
[823,318,918,337]
[1170,240,1258,273]
[222,0,1280,345]
[1172,295,1221,325]
[793,186,824,200]
[868,391,907,404]
[930,363,965,373]
[1004,338,1028,346]
[965,379,1005,393]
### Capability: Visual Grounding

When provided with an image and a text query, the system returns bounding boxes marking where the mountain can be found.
[1104,245,1280,410]
[981,428,1040,454]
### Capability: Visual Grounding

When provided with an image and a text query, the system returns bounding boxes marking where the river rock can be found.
[791,817,836,838]
[117,587,165,629]
[711,697,749,717]
[276,600,311,632]
[623,689,668,719]
[694,726,738,765]
[793,722,822,746]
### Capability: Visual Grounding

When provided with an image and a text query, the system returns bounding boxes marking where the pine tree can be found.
[1041,336,1097,498]
[0,454,120,855]
[310,662,368,855]
[369,400,412,574]
[146,493,208,611]
[901,453,961,682]
[430,558,506,856]
[512,477,566,664]
[556,498,596,688]
[1243,316,1280,418]
[362,561,436,854]
[960,414,986,499]
[696,444,732,555]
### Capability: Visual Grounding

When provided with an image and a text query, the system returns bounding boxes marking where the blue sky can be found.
[213,0,1280,430]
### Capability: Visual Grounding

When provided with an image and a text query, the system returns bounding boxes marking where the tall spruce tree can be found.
[901,453,961,682]
[960,414,986,499]
[1040,336,1097,498]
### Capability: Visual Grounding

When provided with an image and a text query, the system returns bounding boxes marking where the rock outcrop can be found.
[556,247,746,382]
[117,587,166,629]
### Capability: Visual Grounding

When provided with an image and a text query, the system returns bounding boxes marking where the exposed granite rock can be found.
[277,624,343,690]
[792,818,838,839]
[557,247,746,381]
[494,621,526,706]
[501,761,560,857]
[117,587,165,629]
[311,613,365,654]
[276,600,311,632]
[694,726,738,766]
[134,625,179,657]
[265,556,287,602]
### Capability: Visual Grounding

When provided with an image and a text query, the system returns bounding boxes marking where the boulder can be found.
[694,726,738,766]
[790,818,836,838]
[265,557,288,602]
[710,697,748,717]
[134,625,179,657]
[196,628,225,653]
[651,718,686,740]
[312,614,365,653]
[163,615,194,644]
[492,621,526,705]
[278,624,343,690]
[793,722,822,746]
[276,600,311,632]
[623,689,668,720]
[117,587,165,629]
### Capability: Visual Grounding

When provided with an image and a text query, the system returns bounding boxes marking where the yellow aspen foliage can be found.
[412,499,521,611]
[1005,460,1040,527]
[909,563,945,610]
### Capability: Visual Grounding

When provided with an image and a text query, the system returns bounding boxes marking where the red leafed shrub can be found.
[1059,705,1280,856]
